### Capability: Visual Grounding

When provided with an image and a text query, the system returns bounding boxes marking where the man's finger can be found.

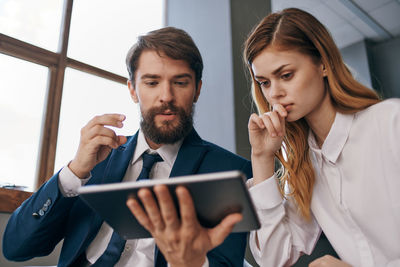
[153,185,180,230]
[117,135,127,146]
[87,113,126,129]
[176,186,197,229]
[126,197,154,232]
[138,188,165,231]
[208,213,242,248]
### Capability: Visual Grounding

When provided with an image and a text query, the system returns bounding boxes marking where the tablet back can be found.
[78,170,260,239]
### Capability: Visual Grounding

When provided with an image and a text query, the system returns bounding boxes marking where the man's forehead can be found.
[136,50,195,80]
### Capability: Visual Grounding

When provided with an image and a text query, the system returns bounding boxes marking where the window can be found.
[0,0,164,210]
[0,54,47,191]
[68,0,164,76]
[55,68,140,171]
[0,0,63,52]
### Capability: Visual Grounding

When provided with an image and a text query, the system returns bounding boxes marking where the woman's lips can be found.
[283,104,293,112]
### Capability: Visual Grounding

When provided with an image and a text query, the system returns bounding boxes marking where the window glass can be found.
[68,0,164,76]
[0,0,63,51]
[55,68,140,171]
[0,54,47,191]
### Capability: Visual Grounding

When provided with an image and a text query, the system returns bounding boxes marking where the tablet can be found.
[78,170,260,239]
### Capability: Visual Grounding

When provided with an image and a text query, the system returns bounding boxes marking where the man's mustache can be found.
[151,103,180,114]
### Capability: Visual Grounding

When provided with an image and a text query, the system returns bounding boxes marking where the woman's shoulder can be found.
[357,98,400,118]
[352,98,400,137]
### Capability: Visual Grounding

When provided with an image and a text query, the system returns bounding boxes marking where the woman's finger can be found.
[248,113,265,130]
[268,111,284,137]
[260,112,278,137]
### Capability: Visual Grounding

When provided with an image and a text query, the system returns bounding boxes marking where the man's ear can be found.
[193,80,202,103]
[127,80,139,103]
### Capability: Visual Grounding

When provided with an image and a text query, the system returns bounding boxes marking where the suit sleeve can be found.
[207,231,247,267]
[207,160,252,267]
[240,160,253,180]
[2,171,78,261]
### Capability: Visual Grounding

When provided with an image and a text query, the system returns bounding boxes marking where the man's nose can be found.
[159,82,174,102]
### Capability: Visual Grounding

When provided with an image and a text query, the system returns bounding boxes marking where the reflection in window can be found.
[55,68,140,171]
[68,0,164,76]
[0,0,63,51]
[0,54,47,191]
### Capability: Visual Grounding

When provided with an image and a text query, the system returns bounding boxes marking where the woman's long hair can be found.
[244,8,380,220]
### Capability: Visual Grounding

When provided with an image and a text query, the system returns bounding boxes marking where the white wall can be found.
[166,0,237,153]
[341,40,373,88]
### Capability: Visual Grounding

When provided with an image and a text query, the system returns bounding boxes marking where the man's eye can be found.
[146,81,158,86]
[175,81,189,86]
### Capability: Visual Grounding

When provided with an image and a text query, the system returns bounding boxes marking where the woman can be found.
[244,8,400,267]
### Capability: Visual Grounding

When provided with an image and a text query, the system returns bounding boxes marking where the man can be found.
[3,27,252,267]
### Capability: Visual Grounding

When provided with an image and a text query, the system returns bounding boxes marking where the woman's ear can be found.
[322,64,327,77]
[127,80,139,103]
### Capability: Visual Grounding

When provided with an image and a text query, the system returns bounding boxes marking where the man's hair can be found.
[126,27,203,88]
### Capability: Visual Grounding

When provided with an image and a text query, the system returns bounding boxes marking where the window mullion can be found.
[36,0,74,189]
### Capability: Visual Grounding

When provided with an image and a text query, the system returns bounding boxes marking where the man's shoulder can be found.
[184,129,249,161]
[200,139,250,163]
[196,139,252,179]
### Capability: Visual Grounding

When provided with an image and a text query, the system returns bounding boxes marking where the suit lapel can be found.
[169,129,208,178]
[155,129,208,266]
[100,129,207,180]
[101,133,138,184]
[75,129,207,266]
[69,133,139,265]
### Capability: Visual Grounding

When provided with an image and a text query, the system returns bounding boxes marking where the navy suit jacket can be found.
[3,129,252,267]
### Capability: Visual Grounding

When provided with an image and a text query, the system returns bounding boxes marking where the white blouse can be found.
[248,99,400,267]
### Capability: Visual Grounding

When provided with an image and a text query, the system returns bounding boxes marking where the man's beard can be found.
[140,102,194,144]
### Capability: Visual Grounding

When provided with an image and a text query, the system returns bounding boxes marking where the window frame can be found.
[0,0,127,211]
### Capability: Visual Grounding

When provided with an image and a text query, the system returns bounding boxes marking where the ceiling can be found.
[271,0,400,48]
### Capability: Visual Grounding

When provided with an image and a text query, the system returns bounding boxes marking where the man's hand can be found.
[309,255,352,267]
[126,185,242,267]
[69,114,127,178]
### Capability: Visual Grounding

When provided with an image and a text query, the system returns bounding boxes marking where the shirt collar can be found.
[308,112,354,163]
[131,130,183,167]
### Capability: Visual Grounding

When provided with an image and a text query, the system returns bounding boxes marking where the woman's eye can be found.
[258,80,270,88]
[281,72,293,80]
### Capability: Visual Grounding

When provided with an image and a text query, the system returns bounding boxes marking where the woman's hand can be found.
[248,104,287,157]
[309,255,352,267]
[248,104,287,185]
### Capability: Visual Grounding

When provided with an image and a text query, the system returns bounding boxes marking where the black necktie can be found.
[92,151,163,266]
[154,246,168,267]
[137,152,163,181]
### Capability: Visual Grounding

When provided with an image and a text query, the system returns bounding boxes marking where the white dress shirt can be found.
[248,99,400,267]
[59,130,210,266]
